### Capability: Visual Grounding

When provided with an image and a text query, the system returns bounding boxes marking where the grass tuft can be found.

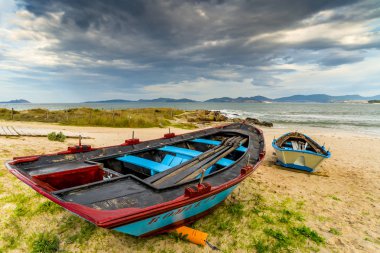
[254,240,271,253]
[36,201,64,214]
[291,225,325,244]
[47,132,66,142]
[329,227,342,235]
[264,228,290,245]
[29,233,59,253]
[226,202,245,217]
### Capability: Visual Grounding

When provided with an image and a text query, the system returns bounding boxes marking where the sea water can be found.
[1,102,379,135]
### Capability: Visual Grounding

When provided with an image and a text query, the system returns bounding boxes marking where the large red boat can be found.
[5,123,265,236]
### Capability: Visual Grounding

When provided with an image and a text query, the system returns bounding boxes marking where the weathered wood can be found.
[151,136,240,186]
[177,138,247,183]
[276,132,325,155]
[0,126,91,139]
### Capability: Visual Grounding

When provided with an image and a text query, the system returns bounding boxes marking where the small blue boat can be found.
[272,132,330,172]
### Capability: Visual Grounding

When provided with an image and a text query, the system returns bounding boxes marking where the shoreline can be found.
[1,104,379,137]
[2,119,379,139]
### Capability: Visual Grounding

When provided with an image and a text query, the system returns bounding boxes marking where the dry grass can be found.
[0,108,197,129]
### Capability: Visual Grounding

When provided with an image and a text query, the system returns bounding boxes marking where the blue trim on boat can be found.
[113,185,238,236]
[272,139,331,158]
[276,160,314,172]
[161,154,188,167]
[191,138,247,152]
[117,156,170,175]
[159,146,202,157]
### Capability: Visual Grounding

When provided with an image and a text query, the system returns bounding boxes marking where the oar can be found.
[151,136,240,186]
[176,138,247,184]
[154,138,243,187]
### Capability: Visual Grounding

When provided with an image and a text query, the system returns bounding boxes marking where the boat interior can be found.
[275,132,328,155]
[21,132,249,194]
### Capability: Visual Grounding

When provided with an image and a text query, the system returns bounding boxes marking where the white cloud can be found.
[0,7,149,72]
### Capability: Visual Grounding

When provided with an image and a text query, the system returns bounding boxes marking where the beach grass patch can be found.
[29,232,59,253]
[14,204,28,217]
[329,227,342,235]
[278,216,290,223]
[36,201,63,214]
[47,132,66,142]
[254,240,271,253]
[226,201,245,217]
[329,195,341,201]
[291,225,324,244]
[59,215,97,244]
[264,228,290,245]
[261,213,275,224]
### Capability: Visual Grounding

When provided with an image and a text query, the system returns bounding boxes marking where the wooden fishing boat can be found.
[272,132,330,172]
[5,123,265,236]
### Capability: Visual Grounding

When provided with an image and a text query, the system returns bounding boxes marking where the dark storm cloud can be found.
[13,0,380,89]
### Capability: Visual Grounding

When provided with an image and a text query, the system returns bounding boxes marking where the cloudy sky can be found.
[0,0,379,102]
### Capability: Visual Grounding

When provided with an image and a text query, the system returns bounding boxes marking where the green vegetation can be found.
[329,227,342,235]
[291,225,325,244]
[36,201,64,214]
[0,107,197,128]
[47,131,66,142]
[368,100,380,104]
[329,195,341,201]
[29,233,59,253]
[192,191,324,252]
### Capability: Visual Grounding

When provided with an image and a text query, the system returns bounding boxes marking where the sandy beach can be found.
[0,121,379,252]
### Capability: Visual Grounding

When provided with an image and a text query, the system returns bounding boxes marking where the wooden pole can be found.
[11,108,14,120]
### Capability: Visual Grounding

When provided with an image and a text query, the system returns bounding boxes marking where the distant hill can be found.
[274,94,380,103]
[205,96,272,103]
[84,98,197,103]
[84,99,133,103]
[206,94,380,103]
[138,98,197,103]
[82,94,380,104]
[0,99,30,103]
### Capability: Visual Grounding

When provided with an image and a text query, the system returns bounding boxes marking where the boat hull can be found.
[5,123,266,236]
[273,149,327,172]
[114,185,237,236]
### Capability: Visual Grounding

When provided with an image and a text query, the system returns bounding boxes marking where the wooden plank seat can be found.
[191,138,248,152]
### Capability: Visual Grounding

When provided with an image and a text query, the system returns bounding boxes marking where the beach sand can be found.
[0,121,379,252]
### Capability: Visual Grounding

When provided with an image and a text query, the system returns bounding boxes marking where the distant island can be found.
[368,100,380,104]
[84,94,380,104]
[0,99,30,104]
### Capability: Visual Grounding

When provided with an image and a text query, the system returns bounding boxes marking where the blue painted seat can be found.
[161,154,188,167]
[117,155,170,175]
[191,138,248,152]
[118,145,236,177]
[158,145,234,167]
[159,146,202,158]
